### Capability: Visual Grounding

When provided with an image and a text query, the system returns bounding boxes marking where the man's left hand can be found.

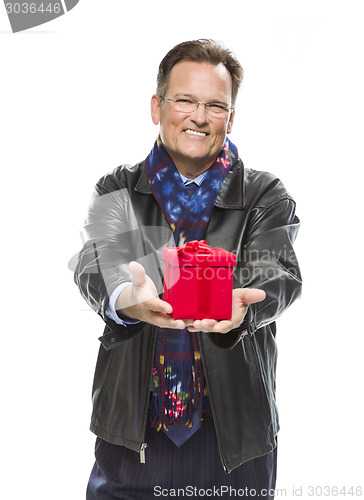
[187,288,266,334]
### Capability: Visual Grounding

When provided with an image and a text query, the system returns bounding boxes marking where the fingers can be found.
[121,280,265,333]
[118,262,188,329]
[129,261,147,287]
[233,288,266,305]
[210,320,234,334]
[188,319,237,334]
[127,299,187,329]
[188,319,218,333]
[121,293,190,330]
[146,312,186,330]
[122,295,172,318]
[145,302,196,330]
[187,287,265,334]
[147,296,173,315]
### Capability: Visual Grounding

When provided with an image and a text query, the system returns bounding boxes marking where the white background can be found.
[1,1,363,498]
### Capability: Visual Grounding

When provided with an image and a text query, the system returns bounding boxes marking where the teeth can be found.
[185,129,207,137]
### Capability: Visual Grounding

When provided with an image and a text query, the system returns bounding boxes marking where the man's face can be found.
[151,60,235,177]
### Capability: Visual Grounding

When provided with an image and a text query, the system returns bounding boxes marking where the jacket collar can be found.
[134,158,245,209]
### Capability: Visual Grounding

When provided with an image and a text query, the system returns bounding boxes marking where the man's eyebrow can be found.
[173,93,195,99]
[173,93,229,106]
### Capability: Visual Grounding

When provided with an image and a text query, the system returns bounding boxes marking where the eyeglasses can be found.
[160,96,234,116]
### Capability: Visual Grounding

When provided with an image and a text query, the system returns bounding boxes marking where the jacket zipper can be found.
[138,330,230,470]
[139,326,158,464]
[197,333,229,473]
[139,442,148,463]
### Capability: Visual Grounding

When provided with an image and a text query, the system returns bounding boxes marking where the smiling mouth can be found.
[184,129,208,137]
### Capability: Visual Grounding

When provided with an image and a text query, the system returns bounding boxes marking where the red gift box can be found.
[162,240,237,320]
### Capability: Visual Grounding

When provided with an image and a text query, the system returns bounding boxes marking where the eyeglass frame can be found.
[159,96,234,115]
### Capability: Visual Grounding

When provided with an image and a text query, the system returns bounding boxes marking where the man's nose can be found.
[190,103,208,124]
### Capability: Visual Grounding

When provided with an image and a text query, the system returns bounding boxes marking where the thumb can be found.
[236,288,266,305]
[129,261,147,287]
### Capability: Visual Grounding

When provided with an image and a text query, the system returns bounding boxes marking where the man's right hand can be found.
[115,261,189,330]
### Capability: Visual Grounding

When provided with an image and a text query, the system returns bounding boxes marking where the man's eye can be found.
[209,104,226,112]
[176,99,193,104]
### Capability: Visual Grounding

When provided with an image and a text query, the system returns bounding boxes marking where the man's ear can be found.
[227,109,235,134]
[151,94,161,125]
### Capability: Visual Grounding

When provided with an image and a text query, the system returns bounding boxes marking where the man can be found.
[75,39,302,499]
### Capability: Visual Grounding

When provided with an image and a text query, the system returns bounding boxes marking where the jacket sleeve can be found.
[240,193,302,335]
[74,168,149,341]
[208,179,302,349]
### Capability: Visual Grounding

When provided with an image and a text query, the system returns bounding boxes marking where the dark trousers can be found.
[86,417,277,499]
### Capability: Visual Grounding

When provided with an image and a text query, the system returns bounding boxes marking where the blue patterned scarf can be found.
[145,136,238,432]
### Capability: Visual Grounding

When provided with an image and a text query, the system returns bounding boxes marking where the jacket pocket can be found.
[91,345,115,426]
[250,326,279,434]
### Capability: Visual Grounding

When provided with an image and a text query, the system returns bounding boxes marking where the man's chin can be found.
[176,146,214,163]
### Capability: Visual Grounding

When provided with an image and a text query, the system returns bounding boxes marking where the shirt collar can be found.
[180,170,208,186]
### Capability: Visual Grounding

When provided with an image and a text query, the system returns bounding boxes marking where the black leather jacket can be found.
[74,157,302,473]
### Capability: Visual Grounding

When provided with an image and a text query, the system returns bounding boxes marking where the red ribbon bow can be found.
[179,240,212,254]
